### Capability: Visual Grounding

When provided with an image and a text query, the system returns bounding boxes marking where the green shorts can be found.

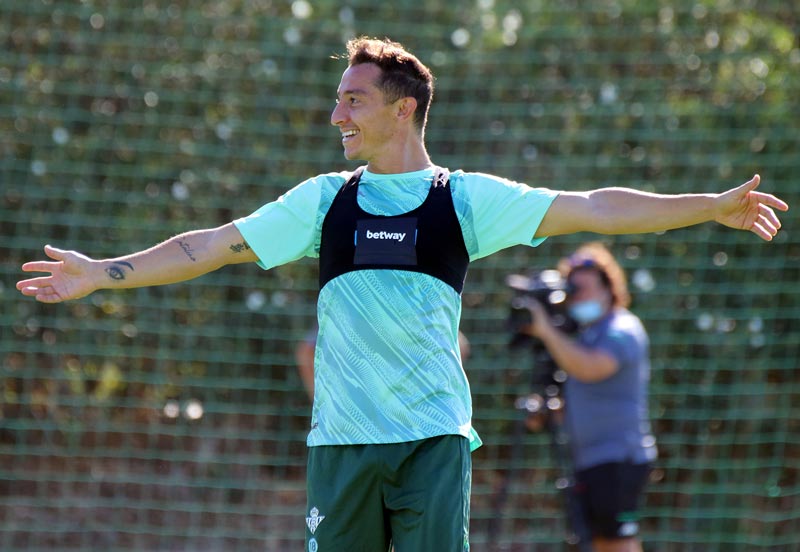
[305,435,471,551]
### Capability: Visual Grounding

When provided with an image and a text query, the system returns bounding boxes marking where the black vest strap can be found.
[319,166,470,293]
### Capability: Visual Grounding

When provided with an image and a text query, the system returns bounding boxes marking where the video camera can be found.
[504,268,578,396]
[505,269,577,348]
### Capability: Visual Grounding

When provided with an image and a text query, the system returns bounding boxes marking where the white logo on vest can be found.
[365,229,407,242]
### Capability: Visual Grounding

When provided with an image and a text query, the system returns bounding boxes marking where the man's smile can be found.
[341,129,360,143]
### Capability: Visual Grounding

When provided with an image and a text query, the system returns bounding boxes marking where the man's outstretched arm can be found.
[16,222,256,303]
[535,174,789,240]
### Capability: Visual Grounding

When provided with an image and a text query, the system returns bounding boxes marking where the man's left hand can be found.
[715,175,789,241]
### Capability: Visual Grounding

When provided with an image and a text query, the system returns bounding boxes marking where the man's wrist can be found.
[96,258,135,289]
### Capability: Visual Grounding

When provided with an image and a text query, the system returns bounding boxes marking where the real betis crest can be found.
[306,506,325,534]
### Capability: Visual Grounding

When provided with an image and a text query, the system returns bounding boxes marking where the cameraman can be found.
[522,242,656,552]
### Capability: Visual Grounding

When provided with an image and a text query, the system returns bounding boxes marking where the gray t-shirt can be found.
[563,308,658,469]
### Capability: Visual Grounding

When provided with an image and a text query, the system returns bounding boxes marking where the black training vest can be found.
[319,166,470,293]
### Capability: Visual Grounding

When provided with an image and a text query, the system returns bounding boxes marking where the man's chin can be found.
[342,149,364,161]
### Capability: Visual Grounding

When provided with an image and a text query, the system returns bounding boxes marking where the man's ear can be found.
[395,97,418,122]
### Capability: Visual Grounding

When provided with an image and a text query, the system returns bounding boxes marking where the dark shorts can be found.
[573,460,651,539]
[305,435,471,552]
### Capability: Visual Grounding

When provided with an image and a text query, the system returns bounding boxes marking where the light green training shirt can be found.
[234,167,558,450]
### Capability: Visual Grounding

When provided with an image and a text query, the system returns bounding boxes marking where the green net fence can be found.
[2,1,798,550]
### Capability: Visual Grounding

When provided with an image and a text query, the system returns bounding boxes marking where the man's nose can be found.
[331,102,345,126]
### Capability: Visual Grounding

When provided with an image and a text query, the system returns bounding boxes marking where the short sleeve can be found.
[594,328,638,367]
[233,177,323,270]
[587,312,648,369]
[452,171,560,260]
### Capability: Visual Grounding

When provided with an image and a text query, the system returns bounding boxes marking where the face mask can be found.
[568,300,605,325]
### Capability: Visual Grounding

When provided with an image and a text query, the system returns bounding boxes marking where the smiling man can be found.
[17,37,789,551]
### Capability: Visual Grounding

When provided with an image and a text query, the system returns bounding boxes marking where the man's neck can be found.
[365,138,432,174]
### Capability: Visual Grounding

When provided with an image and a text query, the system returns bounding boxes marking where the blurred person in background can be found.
[16,37,787,551]
[522,242,656,552]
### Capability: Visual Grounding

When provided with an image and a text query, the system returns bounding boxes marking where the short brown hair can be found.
[558,242,631,309]
[344,37,434,132]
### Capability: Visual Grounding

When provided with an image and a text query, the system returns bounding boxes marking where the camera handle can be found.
[488,350,593,552]
[541,367,593,552]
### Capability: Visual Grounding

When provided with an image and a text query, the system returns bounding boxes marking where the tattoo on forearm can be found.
[177,240,197,262]
[105,261,134,281]
[229,242,251,254]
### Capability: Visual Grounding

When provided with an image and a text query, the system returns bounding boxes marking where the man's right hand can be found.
[16,245,99,303]
[17,224,258,304]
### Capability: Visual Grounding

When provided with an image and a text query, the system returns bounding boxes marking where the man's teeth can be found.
[342,130,359,139]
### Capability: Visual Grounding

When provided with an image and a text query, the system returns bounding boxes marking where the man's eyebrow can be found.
[337,88,368,98]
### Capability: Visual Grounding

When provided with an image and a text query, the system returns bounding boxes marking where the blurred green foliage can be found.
[1,1,798,550]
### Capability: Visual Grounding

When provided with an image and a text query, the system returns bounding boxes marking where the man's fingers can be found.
[16,281,63,303]
[18,247,76,303]
[759,194,789,211]
[16,275,51,291]
[750,224,772,241]
[757,213,779,236]
[752,191,790,212]
[20,260,60,274]
[31,288,62,303]
[740,174,760,193]
[740,175,789,211]
[35,290,64,303]
[44,244,67,260]
[17,285,41,296]
[751,213,781,241]
[760,204,782,230]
